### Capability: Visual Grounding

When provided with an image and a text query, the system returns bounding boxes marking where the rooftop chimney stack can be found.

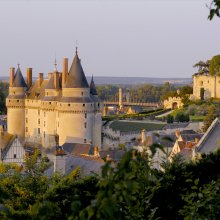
[26,68,32,89]
[38,73,44,87]
[9,67,15,87]
[62,58,68,87]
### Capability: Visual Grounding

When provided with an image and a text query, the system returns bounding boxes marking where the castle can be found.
[192,74,220,100]
[6,48,102,148]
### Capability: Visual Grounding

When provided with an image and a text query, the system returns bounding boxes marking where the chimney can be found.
[94,146,99,157]
[106,154,111,161]
[62,58,68,88]
[54,71,59,89]
[26,68,32,89]
[141,129,146,144]
[175,130,180,138]
[195,138,199,144]
[48,72,53,80]
[9,67,15,87]
[38,73,44,87]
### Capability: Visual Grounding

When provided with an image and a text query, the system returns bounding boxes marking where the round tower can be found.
[41,67,60,148]
[6,65,27,137]
[57,49,95,146]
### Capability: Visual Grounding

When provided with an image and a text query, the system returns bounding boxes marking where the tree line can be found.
[1,148,220,219]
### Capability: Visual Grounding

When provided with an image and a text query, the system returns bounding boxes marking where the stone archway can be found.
[172,102,178,109]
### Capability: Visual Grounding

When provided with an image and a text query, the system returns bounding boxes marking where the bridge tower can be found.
[119,87,123,109]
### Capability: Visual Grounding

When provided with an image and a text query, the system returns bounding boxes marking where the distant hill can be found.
[0,76,192,86]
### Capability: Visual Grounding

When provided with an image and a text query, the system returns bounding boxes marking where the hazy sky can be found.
[0,0,219,78]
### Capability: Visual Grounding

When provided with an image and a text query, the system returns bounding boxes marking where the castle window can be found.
[44,132,45,138]
[26,109,28,114]
[200,81,203,86]
[38,110,40,116]
[44,112,46,117]
[83,104,85,107]
[85,113,87,118]
[58,122,59,127]
[208,80,209,83]
[9,100,11,102]
[82,92,83,96]
[17,100,19,102]
[13,91,15,94]
[47,92,48,96]
[68,104,70,107]
[26,127,28,132]
[44,121,46,127]
[49,102,51,105]
[26,118,28,123]
[84,122,87,128]
[98,103,100,107]
[14,154,16,159]
[38,119,40,125]
[84,139,86,143]
[38,128,40,134]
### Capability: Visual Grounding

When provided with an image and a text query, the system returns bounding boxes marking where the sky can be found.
[0,0,219,78]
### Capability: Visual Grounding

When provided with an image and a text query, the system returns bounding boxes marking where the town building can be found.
[6,48,102,149]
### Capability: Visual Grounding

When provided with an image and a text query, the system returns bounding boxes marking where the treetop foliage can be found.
[209,55,220,76]
[208,0,220,20]
[1,148,220,219]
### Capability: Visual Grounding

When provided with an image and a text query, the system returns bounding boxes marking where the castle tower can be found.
[6,65,27,137]
[58,48,94,146]
[41,65,61,147]
[90,76,102,148]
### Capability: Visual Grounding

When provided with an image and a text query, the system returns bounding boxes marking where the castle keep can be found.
[6,49,102,148]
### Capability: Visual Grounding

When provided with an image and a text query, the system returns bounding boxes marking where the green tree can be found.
[209,55,220,75]
[167,114,174,124]
[203,105,216,131]
[208,0,220,20]
[175,112,190,123]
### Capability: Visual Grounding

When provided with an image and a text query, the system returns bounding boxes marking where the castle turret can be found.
[90,76,102,148]
[6,65,27,137]
[41,62,61,147]
[58,48,95,146]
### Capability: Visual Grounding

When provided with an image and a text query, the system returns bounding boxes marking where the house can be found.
[169,130,203,161]
[0,132,26,164]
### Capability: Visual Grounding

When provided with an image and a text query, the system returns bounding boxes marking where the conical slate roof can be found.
[12,66,27,87]
[65,49,89,88]
[90,76,98,95]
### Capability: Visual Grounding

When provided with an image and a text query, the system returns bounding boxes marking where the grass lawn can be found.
[190,115,205,122]
[109,121,165,132]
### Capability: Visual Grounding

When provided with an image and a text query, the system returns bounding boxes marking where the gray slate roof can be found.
[12,67,27,87]
[197,118,220,154]
[90,76,98,95]
[45,75,56,90]
[62,143,93,155]
[65,50,89,88]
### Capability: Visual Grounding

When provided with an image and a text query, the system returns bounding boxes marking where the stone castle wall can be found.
[192,75,220,100]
